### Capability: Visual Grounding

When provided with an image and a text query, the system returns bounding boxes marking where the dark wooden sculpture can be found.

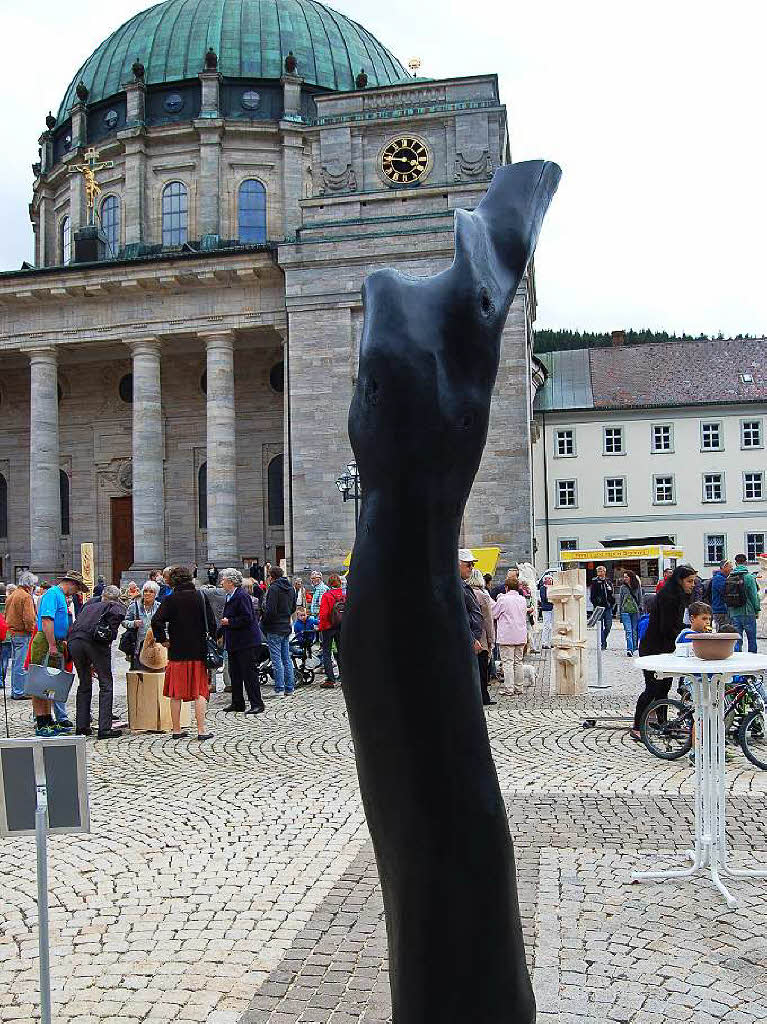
[341,160,561,1023]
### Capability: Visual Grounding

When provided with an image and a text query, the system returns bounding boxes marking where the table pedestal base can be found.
[632,672,767,908]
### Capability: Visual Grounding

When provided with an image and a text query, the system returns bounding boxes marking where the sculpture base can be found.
[73,226,108,264]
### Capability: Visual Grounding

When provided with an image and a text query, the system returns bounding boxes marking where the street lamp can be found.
[336,460,361,530]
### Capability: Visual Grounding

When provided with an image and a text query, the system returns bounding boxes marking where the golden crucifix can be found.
[67,147,115,225]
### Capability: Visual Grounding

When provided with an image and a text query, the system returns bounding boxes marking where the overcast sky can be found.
[2,0,765,335]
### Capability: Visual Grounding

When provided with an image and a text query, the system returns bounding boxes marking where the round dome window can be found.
[163,93,184,113]
[269,361,284,394]
[118,373,134,404]
[241,90,261,111]
[104,109,119,129]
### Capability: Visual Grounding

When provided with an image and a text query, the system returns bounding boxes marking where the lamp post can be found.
[335,460,361,531]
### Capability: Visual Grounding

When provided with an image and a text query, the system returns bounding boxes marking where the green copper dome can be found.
[58,0,407,118]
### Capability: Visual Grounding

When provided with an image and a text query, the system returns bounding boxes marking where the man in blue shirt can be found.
[30,571,89,737]
[309,571,328,617]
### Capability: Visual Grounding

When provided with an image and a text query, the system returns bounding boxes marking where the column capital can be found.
[125,336,162,358]
[27,345,58,365]
[200,329,236,351]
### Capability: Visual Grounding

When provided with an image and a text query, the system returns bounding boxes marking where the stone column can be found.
[29,347,61,573]
[121,132,147,245]
[279,330,293,572]
[127,338,165,572]
[204,331,238,565]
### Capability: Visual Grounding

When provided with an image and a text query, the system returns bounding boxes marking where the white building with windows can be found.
[532,337,767,579]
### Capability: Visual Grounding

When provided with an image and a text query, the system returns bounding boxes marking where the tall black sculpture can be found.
[341,160,561,1023]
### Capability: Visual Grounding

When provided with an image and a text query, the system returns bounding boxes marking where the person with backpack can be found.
[318,573,345,689]
[69,585,127,739]
[724,553,761,653]
[589,565,615,650]
[616,570,644,656]
[261,565,298,695]
[709,559,732,628]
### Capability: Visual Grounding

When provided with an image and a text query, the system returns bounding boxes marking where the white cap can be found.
[458,548,477,563]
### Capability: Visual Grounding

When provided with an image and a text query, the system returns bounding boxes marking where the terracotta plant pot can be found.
[688,633,739,661]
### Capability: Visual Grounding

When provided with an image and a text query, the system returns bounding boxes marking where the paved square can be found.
[1,630,765,1022]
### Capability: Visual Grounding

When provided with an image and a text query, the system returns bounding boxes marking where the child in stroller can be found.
[291,608,318,687]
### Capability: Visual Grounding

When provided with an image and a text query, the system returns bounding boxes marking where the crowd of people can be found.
[0,562,348,742]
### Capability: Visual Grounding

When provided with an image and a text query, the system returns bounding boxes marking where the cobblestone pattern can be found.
[0,629,765,1023]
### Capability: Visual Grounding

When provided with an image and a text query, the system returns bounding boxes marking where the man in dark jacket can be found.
[218,568,264,714]
[589,566,615,650]
[261,566,297,695]
[459,549,484,654]
[630,564,698,738]
[710,559,731,628]
[69,585,126,739]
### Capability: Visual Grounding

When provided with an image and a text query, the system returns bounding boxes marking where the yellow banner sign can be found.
[561,546,683,562]
[343,545,502,576]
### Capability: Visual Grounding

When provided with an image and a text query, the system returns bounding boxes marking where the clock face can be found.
[380,136,430,184]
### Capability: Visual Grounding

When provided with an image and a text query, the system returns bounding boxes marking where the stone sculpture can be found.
[549,567,588,694]
[342,160,560,1023]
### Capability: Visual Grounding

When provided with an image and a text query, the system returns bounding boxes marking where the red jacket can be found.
[0,613,6,642]
[319,588,344,631]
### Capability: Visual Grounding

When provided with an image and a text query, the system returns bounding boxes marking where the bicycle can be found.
[640,675,767,769]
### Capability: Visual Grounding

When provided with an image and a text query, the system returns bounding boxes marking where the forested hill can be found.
[533,329,757,354]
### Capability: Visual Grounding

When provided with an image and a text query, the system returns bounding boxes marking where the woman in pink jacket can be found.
[492,580,529,696]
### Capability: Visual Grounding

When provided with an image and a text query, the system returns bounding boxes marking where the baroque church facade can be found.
[0,0,544,583]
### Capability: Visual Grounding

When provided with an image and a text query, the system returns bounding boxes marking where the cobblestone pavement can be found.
[1,628,765,1023]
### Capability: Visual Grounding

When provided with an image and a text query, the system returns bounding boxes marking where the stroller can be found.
[256,639,316,689]
[290,633,316,687]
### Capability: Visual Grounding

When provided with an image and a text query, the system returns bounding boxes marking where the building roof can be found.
[58,0,408,117]
[534,337,767,412]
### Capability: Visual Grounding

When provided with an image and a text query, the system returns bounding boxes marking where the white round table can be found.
[634,652,767,907]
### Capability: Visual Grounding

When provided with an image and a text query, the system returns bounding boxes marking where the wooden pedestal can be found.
[126,671,191,733]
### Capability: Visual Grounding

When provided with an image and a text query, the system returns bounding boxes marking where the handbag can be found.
[118,600,139,656]
[24,653,76,701]
[199,591,224,671]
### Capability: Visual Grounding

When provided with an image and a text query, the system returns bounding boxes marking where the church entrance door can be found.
[111,496,134,584]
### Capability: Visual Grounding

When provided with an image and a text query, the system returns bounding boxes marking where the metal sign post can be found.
[33,747,52,1024]
[0,736,89,1023]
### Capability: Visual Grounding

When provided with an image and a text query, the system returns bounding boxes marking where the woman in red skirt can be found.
[151,565,215,740]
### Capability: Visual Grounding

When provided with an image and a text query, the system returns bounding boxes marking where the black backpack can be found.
[723,573,746,607]
[330,595,346,628]
[702,578,713,604]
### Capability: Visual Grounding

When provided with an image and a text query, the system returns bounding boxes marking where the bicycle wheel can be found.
[640,698,693,760]
[302,668,315,686]
[739,710,767,770]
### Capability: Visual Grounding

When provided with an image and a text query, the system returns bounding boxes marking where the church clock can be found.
[380,136,431,185]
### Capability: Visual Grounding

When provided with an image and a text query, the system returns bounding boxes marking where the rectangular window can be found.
[558,538,578,557]
[653,475,675,504]
[554,429,575,457]
[603,426,624,454]
[701,421,723,451]
[705,534,726,565]
[746,533,766,562]
[651,424,673,452]
[741,419,763,449]
[703,473,724,502]
[744,471,764,500]
[604,477,626,505]
[556,480,577,508]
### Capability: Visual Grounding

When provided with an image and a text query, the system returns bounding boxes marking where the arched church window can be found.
[60,470,70,536]
[162,181,188,246]
[267,455,284,526]
[101,194,120,257]
[61,216,71,265]
[198,462,207,530]
[238,179,266,243]
[0,473,7,539]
